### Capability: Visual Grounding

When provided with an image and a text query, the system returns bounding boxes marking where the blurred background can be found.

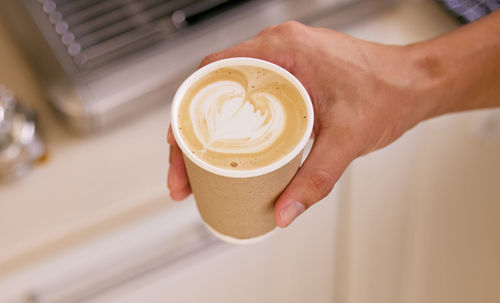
[0,0,499,302]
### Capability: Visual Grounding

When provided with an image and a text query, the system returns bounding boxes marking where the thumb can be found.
[274,130,354,227]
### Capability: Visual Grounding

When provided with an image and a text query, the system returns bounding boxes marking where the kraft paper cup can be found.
[171,57,314,244]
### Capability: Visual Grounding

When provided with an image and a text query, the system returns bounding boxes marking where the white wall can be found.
[334,1,500,303]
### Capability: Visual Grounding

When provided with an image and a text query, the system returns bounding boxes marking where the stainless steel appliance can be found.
[0,85,45,182]
[1,0,394,133]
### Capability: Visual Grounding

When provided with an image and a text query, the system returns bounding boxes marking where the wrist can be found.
[403,14,500,120]
[402,41,453,122]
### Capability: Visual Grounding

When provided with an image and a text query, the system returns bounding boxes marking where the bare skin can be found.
[168,10,500,227]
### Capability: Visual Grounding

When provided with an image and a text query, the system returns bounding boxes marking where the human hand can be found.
[168,21,437,227]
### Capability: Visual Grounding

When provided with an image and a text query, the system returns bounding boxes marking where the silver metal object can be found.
[0,85,45,182]
[1,0,395,133]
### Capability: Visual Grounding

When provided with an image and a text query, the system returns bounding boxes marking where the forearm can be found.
[410,9,500,119]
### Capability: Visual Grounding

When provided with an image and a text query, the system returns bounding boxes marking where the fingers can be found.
[274,130,354,227]
[198,21,310,70]
[199,40,262,68]
[167,126,192,200]
[168,143,191,200]
[167,126,175,145]
[198,35,293,72]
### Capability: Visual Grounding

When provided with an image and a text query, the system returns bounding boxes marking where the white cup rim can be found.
[171,57,314,178]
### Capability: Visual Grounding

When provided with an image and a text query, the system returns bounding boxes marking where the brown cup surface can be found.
[184,152,303,239]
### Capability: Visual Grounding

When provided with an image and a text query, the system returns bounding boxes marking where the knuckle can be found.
[277,21,304,33]
[258,21,304,37]
[309,169,335,198]
[200,53,220,67]
[257,25,277,36]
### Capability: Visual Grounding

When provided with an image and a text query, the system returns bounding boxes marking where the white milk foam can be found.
[178,65,307,170]
[190,80,285,154]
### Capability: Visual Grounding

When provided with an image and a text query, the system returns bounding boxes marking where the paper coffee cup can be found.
[171,58,314,244]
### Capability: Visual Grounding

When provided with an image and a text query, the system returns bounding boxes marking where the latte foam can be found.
[177,65,308,170]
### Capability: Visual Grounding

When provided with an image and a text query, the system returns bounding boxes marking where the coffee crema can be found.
[177,65,308,170]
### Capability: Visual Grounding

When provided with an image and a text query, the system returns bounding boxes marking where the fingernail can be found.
[280,201,305,227]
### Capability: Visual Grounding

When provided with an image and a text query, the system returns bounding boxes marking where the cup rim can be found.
[171,57,314,178]
[203,221,277,245]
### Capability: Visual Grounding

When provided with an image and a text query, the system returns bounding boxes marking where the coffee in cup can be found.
[177,65,308,170]
[171,58,313,244]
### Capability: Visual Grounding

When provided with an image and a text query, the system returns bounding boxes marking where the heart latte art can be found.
[178,65,308,170]
[190,81,285,153]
